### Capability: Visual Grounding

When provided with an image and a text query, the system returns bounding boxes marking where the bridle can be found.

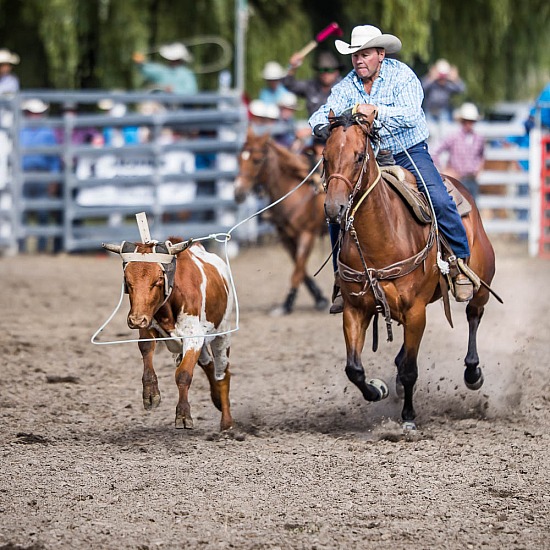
[324,114,382,231]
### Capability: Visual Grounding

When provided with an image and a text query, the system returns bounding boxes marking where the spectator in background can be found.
[274,92,299,149]
[525,81,550,133]
[283,50,343,117]
[133,43,198,96]
[20,99,62,253]
[0,48,19,95]
[432,102,485,200]
[248,99,280,132]
[98,99,140,146]
[55,101,102,146]
[259,62,289,106]
[421,58,465,122]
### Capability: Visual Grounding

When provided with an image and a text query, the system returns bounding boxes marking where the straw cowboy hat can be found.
[249,99,280,120]
[335,25,402,55]
[0,48,20,65]
[455,102,481,122]
[22,98,49,114]
[262,61,286,81]
[159,43,193,63]
[277,92,298,110]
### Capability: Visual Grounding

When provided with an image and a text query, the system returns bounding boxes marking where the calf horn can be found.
[168,239,192,255]
[102,243,122,254]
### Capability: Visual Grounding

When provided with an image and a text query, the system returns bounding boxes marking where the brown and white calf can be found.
[103,238,234,431]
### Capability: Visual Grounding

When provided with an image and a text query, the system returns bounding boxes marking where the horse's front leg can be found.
[397,305,427,431]
[138,328,161,410]
[343,306,389,402]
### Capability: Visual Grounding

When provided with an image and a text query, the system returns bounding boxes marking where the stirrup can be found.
[453,273,474,302]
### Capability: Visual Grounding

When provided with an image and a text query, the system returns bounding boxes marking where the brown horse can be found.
[234,128,329,314]
[323,110,498,431]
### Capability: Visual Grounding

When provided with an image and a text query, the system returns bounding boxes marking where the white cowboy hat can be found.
[262,61,286,80]
[159,43,193,63]
[249,99,280,120]
[455,102,480,122]
[435,58,451,77]
[335,25,401,55]
[277,92,298,110]
[22,98,48,114]
[0,48,20,65]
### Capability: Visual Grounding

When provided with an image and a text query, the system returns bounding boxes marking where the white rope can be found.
[91,158,322,347]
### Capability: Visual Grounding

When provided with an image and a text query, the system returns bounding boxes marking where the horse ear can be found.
[247,126,255,139]
[328,109,335,118]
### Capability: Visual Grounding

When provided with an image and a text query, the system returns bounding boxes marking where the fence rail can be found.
[0,93,547,256]
[0,90,252,254]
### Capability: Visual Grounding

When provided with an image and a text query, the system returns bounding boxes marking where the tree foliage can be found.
[0,0,548,105]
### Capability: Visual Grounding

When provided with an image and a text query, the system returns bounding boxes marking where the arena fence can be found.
[0,93,547,256]
[0,90,257,255]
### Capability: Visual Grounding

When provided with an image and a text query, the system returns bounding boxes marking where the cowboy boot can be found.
[330,273,344,314]
[453,273,474,302]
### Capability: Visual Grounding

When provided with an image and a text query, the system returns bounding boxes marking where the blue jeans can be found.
[394,141,470,259]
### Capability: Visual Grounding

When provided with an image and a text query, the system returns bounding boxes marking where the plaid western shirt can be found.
[308,58,429,154]
[432,127,485,178]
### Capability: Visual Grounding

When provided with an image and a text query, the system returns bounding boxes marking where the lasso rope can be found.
[91,158,323,347]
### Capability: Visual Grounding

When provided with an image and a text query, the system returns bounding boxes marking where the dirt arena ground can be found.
[1,235,549,549]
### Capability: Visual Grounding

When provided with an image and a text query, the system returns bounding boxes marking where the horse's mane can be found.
[328,112,380,146]
[270,140,311,179]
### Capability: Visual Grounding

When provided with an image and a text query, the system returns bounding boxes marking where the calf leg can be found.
[205,337,233,431]
[174,348,201,429]
[139,328,161,410]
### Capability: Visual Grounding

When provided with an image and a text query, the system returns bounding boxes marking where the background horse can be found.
[323,110,497,431]
[234,128,329,314]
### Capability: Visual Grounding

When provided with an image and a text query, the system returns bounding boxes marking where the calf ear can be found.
[102,243,121,254]
[167,239,193,255]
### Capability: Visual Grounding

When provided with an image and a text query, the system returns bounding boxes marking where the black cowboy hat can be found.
[314,51,344,71]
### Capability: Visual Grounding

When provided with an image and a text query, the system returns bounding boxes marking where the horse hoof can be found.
[368,379,389,401]
[315,298,329,311]
[269,306,286,317]
[464,368,484,391]
[143,393,161,410]
[175,416,194,429]
[402,421,417,433]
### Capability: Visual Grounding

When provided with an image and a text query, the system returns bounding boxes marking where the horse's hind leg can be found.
[464,297,487,390]
[304,275,329,310]
[282,231,318,313]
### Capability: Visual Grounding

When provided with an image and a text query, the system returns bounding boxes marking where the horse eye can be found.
[357,152,366,163]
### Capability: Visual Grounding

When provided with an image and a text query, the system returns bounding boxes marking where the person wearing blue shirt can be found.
[258,61,289,106]
[20,99,62,252]
[133,43,198,96]
[310,25,473,311]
